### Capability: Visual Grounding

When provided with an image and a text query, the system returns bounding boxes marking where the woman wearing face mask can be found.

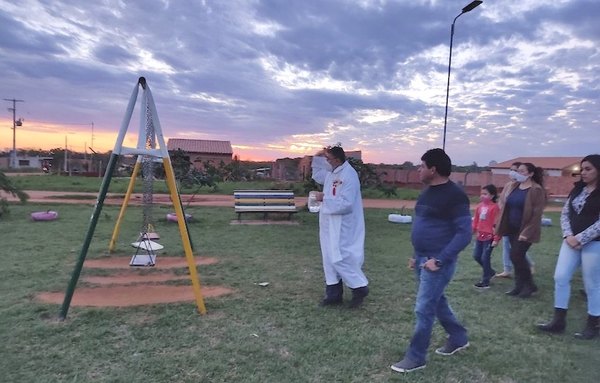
[537,154,600,339]
[496,162,536,278]
[493,163,546,298]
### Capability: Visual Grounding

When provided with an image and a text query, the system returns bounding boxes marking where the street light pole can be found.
[442,0,482,151]
[4,98,24,168]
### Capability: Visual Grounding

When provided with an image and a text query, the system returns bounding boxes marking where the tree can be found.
[347,157,381,188]
[0,171,29,217]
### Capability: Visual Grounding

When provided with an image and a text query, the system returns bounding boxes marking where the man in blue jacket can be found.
[391,148,472,373]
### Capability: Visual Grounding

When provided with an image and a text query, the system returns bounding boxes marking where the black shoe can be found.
[574,315,599,340]
[348,286,369,308]
[474,281,490,289]
[319,297,343,307]
[505,288,521,296]
[518,284,538,298]
[435,340,470,356]
[391,357,426,373]
[537,308,567,333]
[319,280,343,307]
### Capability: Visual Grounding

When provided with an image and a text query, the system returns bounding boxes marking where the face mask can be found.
[508,170,518,181]
[513,172,529,183]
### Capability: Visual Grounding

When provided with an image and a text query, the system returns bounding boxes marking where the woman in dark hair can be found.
[493,163,546,298]
[538,154,600,339]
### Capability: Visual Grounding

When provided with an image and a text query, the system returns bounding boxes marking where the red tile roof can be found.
[167,139,233,154]
[492,157,582,170]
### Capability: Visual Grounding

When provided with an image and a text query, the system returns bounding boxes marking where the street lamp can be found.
[442,0,482,151]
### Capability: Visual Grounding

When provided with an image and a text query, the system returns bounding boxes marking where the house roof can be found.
[492,157,582,170]
[167,139,233,155]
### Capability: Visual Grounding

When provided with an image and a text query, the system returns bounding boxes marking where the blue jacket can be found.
[411,181,472,264]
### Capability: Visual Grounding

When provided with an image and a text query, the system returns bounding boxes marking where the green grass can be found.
[0,202,597,382]
[7,174,421,200]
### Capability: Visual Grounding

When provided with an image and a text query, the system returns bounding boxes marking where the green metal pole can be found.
[59,153,119,320]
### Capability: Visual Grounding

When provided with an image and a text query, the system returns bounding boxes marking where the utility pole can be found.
[4,98,24,168]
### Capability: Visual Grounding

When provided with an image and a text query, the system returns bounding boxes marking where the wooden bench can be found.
[234,190,298,221]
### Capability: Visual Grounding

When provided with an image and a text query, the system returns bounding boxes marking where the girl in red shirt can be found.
[472,184,501,288]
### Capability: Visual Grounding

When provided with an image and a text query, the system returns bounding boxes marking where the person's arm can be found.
[574,213,600,246]
[560,197,573,237]
[436,193,472,264]
[311,155,331,185]
[472,205,480,234]
[490,204,502,242]
[519,186,546,241]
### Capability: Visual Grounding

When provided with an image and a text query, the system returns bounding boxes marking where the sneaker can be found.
[495,271,512,278]
[435,341,470,356]
[390,357,426,373]
[474,281,490,289]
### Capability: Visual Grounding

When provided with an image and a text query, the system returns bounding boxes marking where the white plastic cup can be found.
[308,191,321,213]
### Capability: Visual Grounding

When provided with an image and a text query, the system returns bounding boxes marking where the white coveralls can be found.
[311,156,368,288]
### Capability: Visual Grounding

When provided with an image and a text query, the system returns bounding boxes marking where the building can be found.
[272,151,363,181]
[167,139,233,170]
[490,157,582,196]
[374,156,583,197]
[0,155,53,171]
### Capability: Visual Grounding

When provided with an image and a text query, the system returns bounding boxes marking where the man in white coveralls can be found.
[311,145,369,308]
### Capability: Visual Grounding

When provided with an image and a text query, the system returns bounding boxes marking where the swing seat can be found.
[129,254,157,266]
[131,240,164,251]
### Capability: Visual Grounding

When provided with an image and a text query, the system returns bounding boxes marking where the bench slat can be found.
[233,190,298,220]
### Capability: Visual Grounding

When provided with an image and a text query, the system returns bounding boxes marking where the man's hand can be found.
[408,258,416,270]
[423,258,440,272]
[315,191,324,202]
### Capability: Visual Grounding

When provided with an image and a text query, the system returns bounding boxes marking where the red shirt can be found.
[472,201,500,241]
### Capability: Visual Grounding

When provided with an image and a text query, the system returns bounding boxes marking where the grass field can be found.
[0,200,598,382]
[7,174,421,200]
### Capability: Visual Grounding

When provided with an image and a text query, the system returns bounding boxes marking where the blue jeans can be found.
[554,240,600,316]
[405,257,468,364]
[501,235,534,272]
[473,240,495,283]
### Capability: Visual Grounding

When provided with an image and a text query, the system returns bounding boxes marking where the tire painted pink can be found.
[31,210,58,221]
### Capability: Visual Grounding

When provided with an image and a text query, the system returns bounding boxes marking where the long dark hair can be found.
[482,184,498,203]
[522,162,544,186]
[570,154,600,197]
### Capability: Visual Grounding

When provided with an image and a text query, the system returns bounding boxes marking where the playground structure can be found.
[59,77,206,320]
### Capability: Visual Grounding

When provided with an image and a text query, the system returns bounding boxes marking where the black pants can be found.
[508,234,534,288]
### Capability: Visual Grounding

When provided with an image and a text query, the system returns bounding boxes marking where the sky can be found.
[0,0,598,166]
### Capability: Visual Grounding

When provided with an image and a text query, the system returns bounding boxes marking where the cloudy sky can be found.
[0,0,598,166]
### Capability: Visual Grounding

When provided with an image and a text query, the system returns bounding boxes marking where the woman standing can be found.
[537,154,600,339]
[495,162,535,278]
[493,163,546,298]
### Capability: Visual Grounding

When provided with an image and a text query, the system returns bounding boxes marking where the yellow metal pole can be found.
[108,161,141,252]
[163,157,206,314]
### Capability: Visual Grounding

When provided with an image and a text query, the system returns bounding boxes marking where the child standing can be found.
[472,184,500,289]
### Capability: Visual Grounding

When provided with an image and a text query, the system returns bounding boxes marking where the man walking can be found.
[311,145,369,308]
[391,148,472,373]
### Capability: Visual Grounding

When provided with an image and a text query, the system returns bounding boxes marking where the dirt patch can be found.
[84,256,219,269]
[37,285,234,307]
[83,274,190,285]
[36,255,234,308]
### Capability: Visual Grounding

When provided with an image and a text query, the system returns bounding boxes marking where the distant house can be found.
[273,150,363,181]
[0,155,53,171]
[167,139,233,170]
[490,157,582,196]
